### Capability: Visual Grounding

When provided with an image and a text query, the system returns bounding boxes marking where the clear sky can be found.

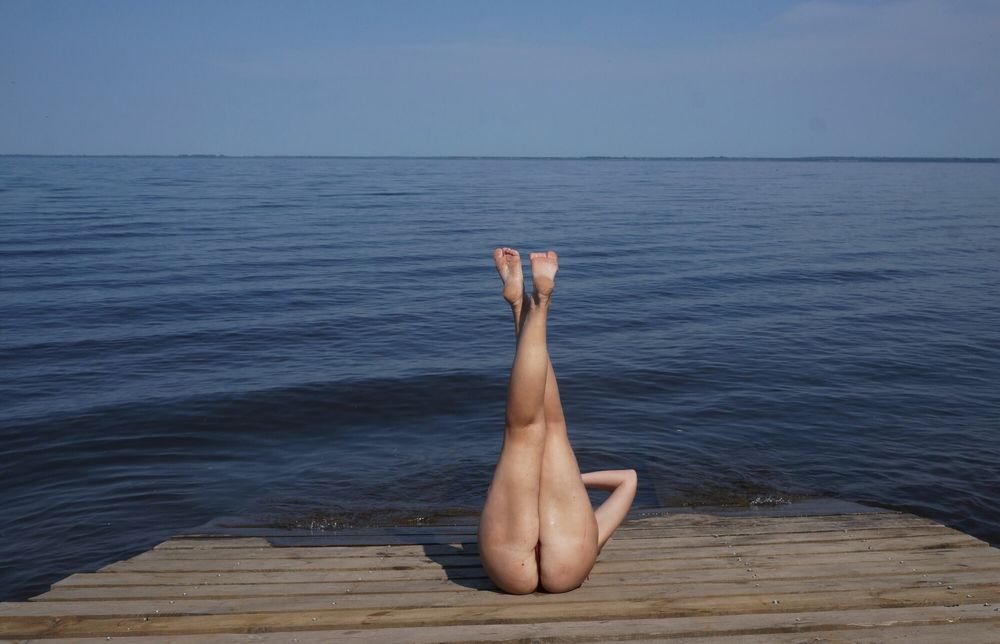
[1,0,998,156]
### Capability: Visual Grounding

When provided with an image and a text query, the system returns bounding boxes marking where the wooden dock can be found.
[2,500,999,642]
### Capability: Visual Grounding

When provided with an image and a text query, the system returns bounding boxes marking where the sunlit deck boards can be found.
[2,501,999,642]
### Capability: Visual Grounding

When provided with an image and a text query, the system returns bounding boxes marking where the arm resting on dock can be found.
[581,469,638,549]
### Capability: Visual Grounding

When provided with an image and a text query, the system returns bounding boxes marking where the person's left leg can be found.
[500,250,598,593]
[477,248,552,594]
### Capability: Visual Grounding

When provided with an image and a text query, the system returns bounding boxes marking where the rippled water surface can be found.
[2,157,999,600]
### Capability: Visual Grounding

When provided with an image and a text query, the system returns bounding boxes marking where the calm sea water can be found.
[1,157,999,601]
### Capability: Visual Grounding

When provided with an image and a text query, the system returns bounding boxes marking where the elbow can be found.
[624,468,638,487]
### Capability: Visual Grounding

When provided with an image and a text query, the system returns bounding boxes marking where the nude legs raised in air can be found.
[477,248,638,594]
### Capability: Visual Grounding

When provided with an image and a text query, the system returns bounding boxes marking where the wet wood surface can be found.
[2,501,999,642]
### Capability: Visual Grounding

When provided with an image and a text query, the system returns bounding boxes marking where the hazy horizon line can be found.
[2,154,998,163]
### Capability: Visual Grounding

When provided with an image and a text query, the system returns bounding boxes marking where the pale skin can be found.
[478,248,638,594]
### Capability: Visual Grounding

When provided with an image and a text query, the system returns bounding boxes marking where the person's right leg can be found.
[494,250,597,592]
[534,282,599,591]
[477,248,553,594]
[537,419,599,591]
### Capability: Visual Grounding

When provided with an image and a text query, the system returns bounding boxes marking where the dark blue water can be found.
[2,157,999,601]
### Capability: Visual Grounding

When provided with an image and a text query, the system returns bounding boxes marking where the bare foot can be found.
[493,247,524,306]
[529,251,558,299]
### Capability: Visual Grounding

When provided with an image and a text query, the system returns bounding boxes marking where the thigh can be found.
[478,427,544,594]
[537,421,599,592]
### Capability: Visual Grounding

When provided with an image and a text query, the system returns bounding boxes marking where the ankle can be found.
[531,291,552,308]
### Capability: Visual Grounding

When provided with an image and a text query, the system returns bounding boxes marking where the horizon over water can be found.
[4,154,999,161]
[1,156,999,601]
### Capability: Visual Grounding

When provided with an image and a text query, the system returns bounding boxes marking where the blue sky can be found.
[1,0,997,156]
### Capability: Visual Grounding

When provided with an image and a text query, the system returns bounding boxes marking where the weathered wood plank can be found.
[7,576,1000,617]
[555,515,943,539]
[139,529,987,561]
[26,569,1000,611]
[616,513,928,531]
[11,604,999,643]
[146,526,957,559]
[184,524,480,537]
[701,622,1000,644]
[51,545,1000,589]
[128,535,981,572]
[4,586,1000,638]
[155,538,272,550]
[34,560,1000,600]
[100,534,987,573]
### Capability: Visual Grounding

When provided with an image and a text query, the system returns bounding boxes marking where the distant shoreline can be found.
[1,154,997,163]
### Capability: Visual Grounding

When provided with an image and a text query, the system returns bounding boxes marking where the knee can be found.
[544,418,567,434]
[503,419,546,441]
